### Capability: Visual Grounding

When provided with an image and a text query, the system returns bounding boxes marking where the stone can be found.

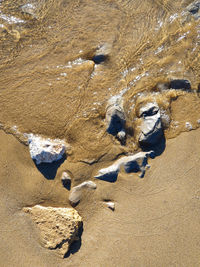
[185,122,193,131]
[20,3,38,19]
[186,1,200,19]
[28,134,66,164]
[95,151,154,181]
[61,172,71,190]
[23,205,82,258]
[69,181,97,206]
[106,96,126,137]
[169,79,191,91]
[92,54,107,64]
[106,202,115,211]
[95,163,119,182]
[138,103,163,146]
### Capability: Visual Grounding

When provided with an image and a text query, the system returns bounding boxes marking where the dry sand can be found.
[0,128,200,266]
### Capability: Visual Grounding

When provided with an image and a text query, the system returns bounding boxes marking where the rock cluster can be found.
[23,205,82,258]
[69,181,97,206]
[95,151,154,181]
[28,134,66,164]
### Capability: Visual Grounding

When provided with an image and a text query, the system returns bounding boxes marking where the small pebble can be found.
[61,172,71,190]
[106,202,115,211]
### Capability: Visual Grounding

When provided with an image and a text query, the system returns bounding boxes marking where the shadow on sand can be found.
[64,224,83,258]
[140,135,166,157]
[34,154,66,180]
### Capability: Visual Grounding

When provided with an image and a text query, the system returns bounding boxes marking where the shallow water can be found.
[0,0,199,158]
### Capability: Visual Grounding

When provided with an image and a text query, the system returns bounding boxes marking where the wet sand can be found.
[0,0,200,266]
[0,128,200,266]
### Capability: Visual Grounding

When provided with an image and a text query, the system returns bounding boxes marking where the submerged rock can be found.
[92,54,107,64]
[95,151,154,181]
[169,79,191,91]
[186,1,200,19]
[23,205,82,258]
[28,134,66,164]
[20,3,38,19]
[139,103,163,146]
[106,96,126,139]
[69,181,97,206]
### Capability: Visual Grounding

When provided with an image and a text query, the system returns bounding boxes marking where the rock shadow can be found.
[140,135,166,157]
[64,224,83,258]
[95,171,118,183]
[34,154,66,180]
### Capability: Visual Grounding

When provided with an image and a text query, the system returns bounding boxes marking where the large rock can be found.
[23,205,82,258]
[69,181,97,206]
[28,134,66,164]
[138,103,163,146]
[95,151,154,181]
[106,96,126,140]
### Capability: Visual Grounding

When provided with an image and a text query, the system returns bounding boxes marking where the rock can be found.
[186,1,200,19]
[95,163,120,182]
[95,151,154,181]
[117,130,126,141]
[106,202,115,211]
[69,181,97,206]
[169,79,191,91]
[23,205,82,258]
[92,54,107,64]
[185,122,193,131]
[61,172,71,190]
[106,96,126,137]
[28,134,66,164]
[20,3,38,19]
[138,103,163,146]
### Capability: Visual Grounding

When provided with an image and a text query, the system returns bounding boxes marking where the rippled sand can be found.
[0,0,200,266]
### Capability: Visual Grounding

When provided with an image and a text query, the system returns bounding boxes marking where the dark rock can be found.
[106,107,126,135]
[169,79,191,91]
[92,54,108,64]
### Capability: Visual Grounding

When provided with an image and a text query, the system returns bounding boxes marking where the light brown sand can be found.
[0,128,200,267]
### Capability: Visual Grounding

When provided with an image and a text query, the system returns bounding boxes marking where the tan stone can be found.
[23,205,82,257]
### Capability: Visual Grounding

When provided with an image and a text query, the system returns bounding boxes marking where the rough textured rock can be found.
[95,151,154,181]
[23,205,82,258]
[139,103,163,146]
[28,134,66,164]
[69,181,97,206]
[106,96,126,139]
